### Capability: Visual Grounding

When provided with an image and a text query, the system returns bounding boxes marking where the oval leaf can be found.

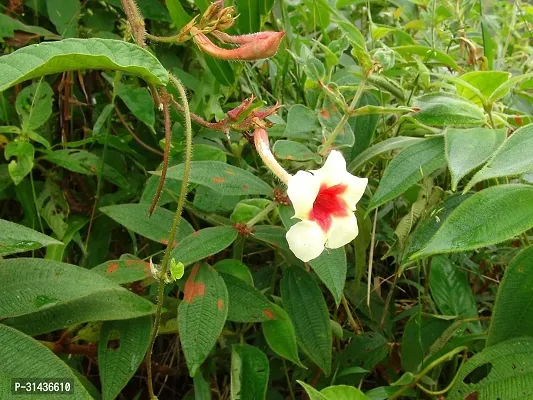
[98,316,152,400]
[273,139,320,162]
[171,226,238,266]
[412,184,533,259]
[0,38,168,91]
[456,71,511,106]
[393,45,461,71]
[0,324,92,400]
[369,137,445,211]
[281,268,332,375]
[308,247,347,306]
[92,256,152,284]
[261,303,302,366]
[162,161,272,196]
[231,344,270,400]
[221,273,273,322]
[412,93,485,127]
[0,218,62,256]
[178,264,228,377]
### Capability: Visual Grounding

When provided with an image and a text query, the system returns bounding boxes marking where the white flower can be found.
[285,150,368,262]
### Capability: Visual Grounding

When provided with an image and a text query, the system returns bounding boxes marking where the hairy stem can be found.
[146,75,193,400]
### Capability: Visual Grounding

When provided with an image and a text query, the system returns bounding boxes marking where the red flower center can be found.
[309,184,349,232]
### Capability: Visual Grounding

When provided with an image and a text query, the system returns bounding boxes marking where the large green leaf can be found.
[44,149,130,189]
[445,127,506,191]
[465,123,533,191]
[178,264,228,377]
[46,0,80,37]
[281,268,332,375]
[171,226,238,266]
[100,204,194,245]
[348,136,423,173]
[308,247,347,306]
[272,140,320,162]
[221,273,273,322]
[0,258,155,334]
[429,256,477,319]
[487,246,533,346]
[261,303,302,366]
[162,161,272,196]
[412,93,485,127]
[231,344,270,400]
[369,137,445,210]
[0,38,168,91]
[456,71,511,106]
[412,185,533,259]
[448,337,533,399]
[98,316,152,400]
[0,324,92,400]
[15,80,54,132]
[283,105,321,139]
[0,218,62,256]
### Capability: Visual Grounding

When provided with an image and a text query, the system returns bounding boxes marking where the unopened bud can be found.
[254,127,291,184]
[192,28,285,61]
[227,95,255,121]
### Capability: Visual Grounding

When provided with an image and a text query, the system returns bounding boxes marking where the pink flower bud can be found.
[253,127,291,184]
[191,27,284,61]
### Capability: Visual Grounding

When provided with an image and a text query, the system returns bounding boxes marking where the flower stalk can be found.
[253,127,291,184]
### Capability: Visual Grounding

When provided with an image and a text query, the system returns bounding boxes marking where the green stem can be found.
[320,76,367,155]
[246,201,278,228]
[282,359,296,400]
[389,346,467,400]
[146,75,193,400]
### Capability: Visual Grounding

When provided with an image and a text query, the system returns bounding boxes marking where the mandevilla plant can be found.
[1,0,533,399]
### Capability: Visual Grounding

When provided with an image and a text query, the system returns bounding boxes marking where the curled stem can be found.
[146,75,193,400]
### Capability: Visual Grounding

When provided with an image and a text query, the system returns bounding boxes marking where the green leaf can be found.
[0,258,155,334]
[46,0,80,37]
[412,93,485,127]
[165,0,191,30]
[117,84,155,129]
[412,184,533,259]
[221,273,273,322]
[98,316,152,400]
[487,246,533,346]
[369,137,445,211]
[231,344,270,400]
[261,303,302,366]
[401,315,452,373]
[272,140,320,162]
[429,256,477,319]
[0,14,60,41]
[204,56,235,86]
[236,0,259,33]
[15,80,54,132]
[465,123,533,191]
[348,136,424,173]
[43,149,130,188]
[92,256,152,284]
[321,385,368,400]
[448,337,533,399]
[281,268,332,375]
[393,45,461,71]
[252,225,290,251]
[456,71,511,106]
[163,161,272,196]
[171,226,238,266]
[4,141,34,185]
[445,127,507,191]
[0,218,62,256]
[100,204,194,245]
[338,332,389,372]
[297,381,328,400]
[178,264,228,377]
[350,92,380,159]
[214,259,254,285]
[283,105,321,139]
[0,38,168,91]
[308,247,347,306]
[0,324,92,400]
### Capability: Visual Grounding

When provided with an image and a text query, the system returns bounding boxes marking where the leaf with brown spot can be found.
[92,256,152,284]
[220,273,272,322]
[178,264,228,377]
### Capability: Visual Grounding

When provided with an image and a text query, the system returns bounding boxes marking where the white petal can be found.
[286,220,327,262]
[326,213,359,249]
[311,150,346,187]
[287,171,320,219]
[341,173,368,210]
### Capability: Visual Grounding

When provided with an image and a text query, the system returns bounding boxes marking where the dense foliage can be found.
[1,0,533,399]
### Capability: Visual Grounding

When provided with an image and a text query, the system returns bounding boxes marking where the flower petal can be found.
[287,171,320,219]
[286,220,327,262]
[311,150,346,187]
[341,173,368,210]
[326,213,359,249]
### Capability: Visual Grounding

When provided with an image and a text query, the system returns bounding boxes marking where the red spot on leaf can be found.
[225,170,236,175]
[217,299,224,310]
[515,116,523,125]
[263,308,275,320]
[183,265,205,303]
[242,184,249,190]
[106,262,119,274]
[89,165,97,172]
[212,177,225,183]
[192,231,200,237]
[320,109,330,118]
